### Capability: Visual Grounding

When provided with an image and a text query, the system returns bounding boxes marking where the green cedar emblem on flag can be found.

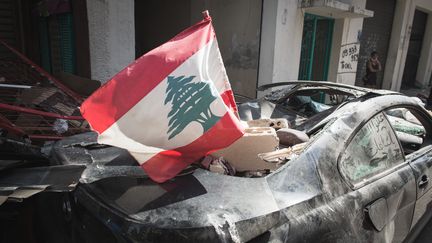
[164,75,221,140]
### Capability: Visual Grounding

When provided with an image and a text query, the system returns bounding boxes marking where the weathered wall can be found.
[258,0,277,92]
[416,0,432,12]
[416,10,432,87]
[135,0,191,57]
[258,0,304,91]
[383,0,432,91]
[382,0,413,90]
[415,0,432,87]
[0,0,22,49]
[259,0,369,87]
[191,0,262,98]
[134,0,261,98]
[328,0,367,86]
[86,0,135,83]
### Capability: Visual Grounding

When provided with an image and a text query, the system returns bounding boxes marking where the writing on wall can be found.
[338,43,360,74]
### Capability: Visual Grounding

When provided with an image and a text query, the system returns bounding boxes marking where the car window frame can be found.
[269,118,337,176]
[383,104,432,160]
[338,111,407,190]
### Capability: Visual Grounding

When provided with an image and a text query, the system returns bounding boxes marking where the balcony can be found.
[299,0,374,18]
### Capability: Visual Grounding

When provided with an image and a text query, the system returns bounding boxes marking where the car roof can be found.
[308,94,427,134]
[258,80,399,99]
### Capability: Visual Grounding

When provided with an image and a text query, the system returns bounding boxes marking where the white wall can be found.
[258,0,278,88]
[330,0,367,85]
[86,0,135,83]
[383,0,432,91]
[258,0,304,88]
[416,0,432,11]
[329,17,365,85]
[416,12,432,87]
[259,0,369,88]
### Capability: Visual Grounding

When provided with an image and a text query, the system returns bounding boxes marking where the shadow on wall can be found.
[225,31,260,70]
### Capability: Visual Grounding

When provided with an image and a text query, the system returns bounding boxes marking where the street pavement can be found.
[400,87,432,243]
[414,217,432,242]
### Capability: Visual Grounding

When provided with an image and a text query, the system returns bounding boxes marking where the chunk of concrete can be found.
[200,156,236,175]
[211,127,279,171]
[276,128,309,147]
[246,118,289,130]
[258,142,307,165]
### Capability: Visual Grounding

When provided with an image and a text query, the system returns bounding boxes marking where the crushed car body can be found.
[2,81,432,243]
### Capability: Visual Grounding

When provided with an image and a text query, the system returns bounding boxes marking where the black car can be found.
[1,82,432,243]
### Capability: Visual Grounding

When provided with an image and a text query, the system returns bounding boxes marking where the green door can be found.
[298,13,334,81]
[38,13,76,75]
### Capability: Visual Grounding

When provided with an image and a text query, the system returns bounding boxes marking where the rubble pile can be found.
[204,118,309,177]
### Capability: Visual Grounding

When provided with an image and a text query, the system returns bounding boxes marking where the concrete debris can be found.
[246,118,289,130]
[200,156,236,176]
[258,142,307,165]
[211,127,279,171]
[276,128,310,147]
[53,119,69,134]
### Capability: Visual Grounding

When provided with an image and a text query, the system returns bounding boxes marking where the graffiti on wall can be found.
[338,42,360,74]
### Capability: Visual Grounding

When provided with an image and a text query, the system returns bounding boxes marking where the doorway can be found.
[298,13,334,81]
[402,9,428,88]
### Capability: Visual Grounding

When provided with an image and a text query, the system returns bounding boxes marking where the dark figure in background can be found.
[427,86,432,108]
[363,51,382,88]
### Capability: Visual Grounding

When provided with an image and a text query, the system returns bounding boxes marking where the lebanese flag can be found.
[80,12,244,183]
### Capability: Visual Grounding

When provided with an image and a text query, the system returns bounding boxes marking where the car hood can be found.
[78,170,284,242]
[76,167,320,242]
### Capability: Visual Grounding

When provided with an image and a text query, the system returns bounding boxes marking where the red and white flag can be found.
[80,12,244,183]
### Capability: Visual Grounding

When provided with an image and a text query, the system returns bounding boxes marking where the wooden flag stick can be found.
[202,10,210,20]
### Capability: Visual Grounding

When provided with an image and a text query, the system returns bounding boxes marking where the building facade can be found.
[380,0,432,91]
[0,0,431,98]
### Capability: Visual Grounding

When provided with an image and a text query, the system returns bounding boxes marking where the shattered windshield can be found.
[262,85,357,118]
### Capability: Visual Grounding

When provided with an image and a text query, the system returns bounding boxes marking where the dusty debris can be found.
[246,118,288,130]
[258,142,307,164]
[0,165,85,206]
[0,39,89,144]
[211,127,279,171]
[200,156,236,176]
[3,81,432,243]
[53,119,69,134]
[276,128,310,147]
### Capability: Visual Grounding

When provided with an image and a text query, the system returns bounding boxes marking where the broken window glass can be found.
[385,108,428,155]
[340,112,404,184]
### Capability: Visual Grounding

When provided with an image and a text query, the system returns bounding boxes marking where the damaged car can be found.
[2,82,432,243]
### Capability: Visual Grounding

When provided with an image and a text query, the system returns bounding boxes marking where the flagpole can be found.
[202,10,210,20]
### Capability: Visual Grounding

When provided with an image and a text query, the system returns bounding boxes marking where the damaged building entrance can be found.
[298,13,334,81]
[402,9,428,88]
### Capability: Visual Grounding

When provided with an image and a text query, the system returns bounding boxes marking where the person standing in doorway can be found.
[363,51,382,88]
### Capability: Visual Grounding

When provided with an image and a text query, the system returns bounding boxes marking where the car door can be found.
[384,106,432,230]
[339,112,417,243]
[407,146,432,229]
